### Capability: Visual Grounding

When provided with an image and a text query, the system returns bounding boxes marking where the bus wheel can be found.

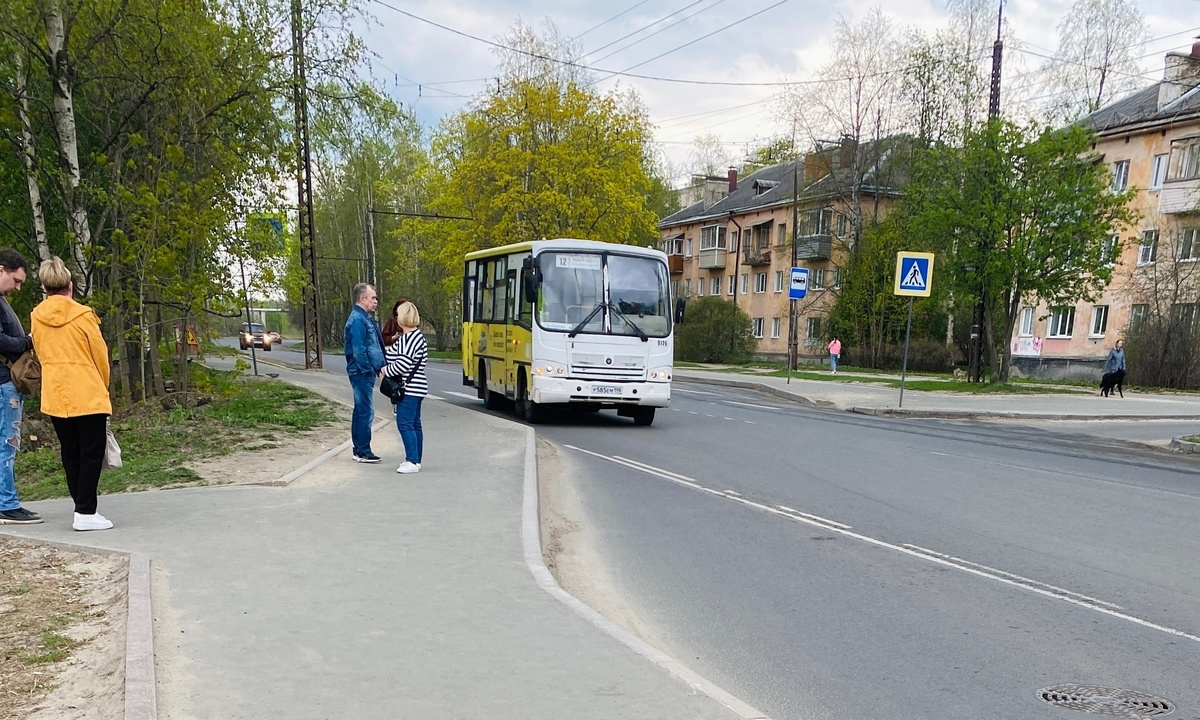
[517,376,545,424]
[480,364,504,410]
[631,407,656,426]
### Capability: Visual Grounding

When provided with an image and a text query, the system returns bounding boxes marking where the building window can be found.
[1138,230,1158,265]
[833,266,843,288]
[771,317,781,338]
[711,276,721,296]
[777,223,788,247]
[1090,305,1108,337]
[752,317,764,338]
[1129,303,1148,328]
[1180,228,1200,261]
[806,316,822,341]
[664,236,683,255]
[810,268,825,290]
[740,274,748,294]
[700,225,727,251]
[1048,307,1075,338]
[1172,303,1200,333]
[1101,234,1118,266]
[697,278,705,296]
[1168,138,1200,182]
[728,275,736,295]
[754,273,767,293]
[836,213,847,236]
[1111,160,1129,192]
[684,278,691,297]
[774,271,784,292]
[1150,153,1169,190]
[685,239,693,258]
[1019,307,1034,336]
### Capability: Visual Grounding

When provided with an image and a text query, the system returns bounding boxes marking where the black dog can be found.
[1100,368,1126,398]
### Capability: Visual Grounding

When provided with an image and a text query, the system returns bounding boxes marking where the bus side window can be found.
[492,258,507,322]
[518,267,534,327]
[480,261,494,322]
[505,269,517,323]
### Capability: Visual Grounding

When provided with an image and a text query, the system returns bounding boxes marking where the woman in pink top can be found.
[828,337,841,374]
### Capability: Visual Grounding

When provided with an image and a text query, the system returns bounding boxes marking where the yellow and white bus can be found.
[462,239,675,425]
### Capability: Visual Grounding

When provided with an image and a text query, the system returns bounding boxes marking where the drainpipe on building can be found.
[729,213,742,309]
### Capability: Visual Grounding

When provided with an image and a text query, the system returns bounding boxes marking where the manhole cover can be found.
[1037,684,1175,718]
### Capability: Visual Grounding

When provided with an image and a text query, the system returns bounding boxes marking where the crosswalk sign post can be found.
[786,268,809,385]
[893,252,935,407]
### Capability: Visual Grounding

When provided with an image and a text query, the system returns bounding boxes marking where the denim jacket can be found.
[344,305,385,377]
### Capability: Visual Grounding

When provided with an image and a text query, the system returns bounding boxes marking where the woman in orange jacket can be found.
[31,257,113,531]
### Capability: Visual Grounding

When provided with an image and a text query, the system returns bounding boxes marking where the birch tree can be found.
[1043,0,1149,121]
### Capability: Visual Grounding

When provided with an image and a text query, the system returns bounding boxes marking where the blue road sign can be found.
[789,267,809,299]
[894,252,934,297]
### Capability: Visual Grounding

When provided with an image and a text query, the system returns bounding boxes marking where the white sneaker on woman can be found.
[73,513,114,531]
[396,462,421,474]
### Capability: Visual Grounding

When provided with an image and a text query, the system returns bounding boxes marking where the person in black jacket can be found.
[0,249,40,524]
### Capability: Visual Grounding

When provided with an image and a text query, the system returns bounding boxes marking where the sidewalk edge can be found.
[519,429,772,720]
[0,533,156,720]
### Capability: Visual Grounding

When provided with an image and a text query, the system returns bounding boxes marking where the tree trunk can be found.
[146,304,165,397]
[42,0,92,289]
[14,51,49,261]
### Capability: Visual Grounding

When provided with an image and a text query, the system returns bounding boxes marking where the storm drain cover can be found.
[1037,684,1175,718]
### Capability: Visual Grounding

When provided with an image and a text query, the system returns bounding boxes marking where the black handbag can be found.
[379,363,419,402]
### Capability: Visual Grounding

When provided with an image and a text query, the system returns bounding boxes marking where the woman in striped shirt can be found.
[383,302,429,474]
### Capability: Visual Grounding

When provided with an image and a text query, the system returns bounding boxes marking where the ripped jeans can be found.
[0,382,23,511]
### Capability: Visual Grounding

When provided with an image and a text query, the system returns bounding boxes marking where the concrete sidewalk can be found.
[675,367,1200,421]
[3,363,753,720]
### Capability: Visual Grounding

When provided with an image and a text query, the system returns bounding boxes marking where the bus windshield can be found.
[536,251,671,338]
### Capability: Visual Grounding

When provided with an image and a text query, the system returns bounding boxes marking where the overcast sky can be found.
[354,0,1200,179]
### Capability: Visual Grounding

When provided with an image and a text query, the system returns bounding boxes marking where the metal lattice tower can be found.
[292,0,322,369]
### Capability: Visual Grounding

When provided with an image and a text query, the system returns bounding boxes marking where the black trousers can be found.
[50,414,108,515]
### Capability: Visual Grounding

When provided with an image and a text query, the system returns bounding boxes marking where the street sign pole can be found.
[899,296,913,408]
[787,297,796,384]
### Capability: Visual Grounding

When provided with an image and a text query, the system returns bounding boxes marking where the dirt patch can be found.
[0,539,127,720]
[183,405,351,487]
[536,438,664,650]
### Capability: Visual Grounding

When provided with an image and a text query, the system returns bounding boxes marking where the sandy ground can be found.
[0,540,127,720]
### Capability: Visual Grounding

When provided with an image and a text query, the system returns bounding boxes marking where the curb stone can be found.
[1169,436,1200,453]
[0,534,156,720]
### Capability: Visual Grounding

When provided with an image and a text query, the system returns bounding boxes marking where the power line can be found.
[585,0,733,66]
[574,0,655,41]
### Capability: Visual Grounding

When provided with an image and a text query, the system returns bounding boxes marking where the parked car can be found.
[240,322,272,351]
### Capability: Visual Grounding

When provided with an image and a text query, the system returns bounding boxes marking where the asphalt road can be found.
[227,339,1200,719]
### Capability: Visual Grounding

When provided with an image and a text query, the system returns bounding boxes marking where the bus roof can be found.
[464,238,666,262]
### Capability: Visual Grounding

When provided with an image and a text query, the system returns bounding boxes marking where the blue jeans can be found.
[349,373,376,456]
[0,382,22,511]
[395,395,423,464]
[830,354,839,372]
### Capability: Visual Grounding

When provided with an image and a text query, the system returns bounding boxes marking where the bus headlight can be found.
[648,366,672,382]
[535,362,567,376]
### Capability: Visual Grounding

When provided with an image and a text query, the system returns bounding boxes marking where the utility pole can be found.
[969,1,1004,383]
[788,157,801,374]
[292,0,322,369]
[364,198,377,319]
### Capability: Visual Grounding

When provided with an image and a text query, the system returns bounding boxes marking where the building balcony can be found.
[667,254,684,274]
[795,234,833,260]
[742,248,771,266]
[698,248,727,269]
[1159,178,1200,214]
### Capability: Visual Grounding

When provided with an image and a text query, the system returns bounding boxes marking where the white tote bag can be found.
[102,428,123,469]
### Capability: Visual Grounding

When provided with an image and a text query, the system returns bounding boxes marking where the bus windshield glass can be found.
[536,251,671,338]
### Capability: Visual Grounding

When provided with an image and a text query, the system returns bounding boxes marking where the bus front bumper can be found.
[532,376,670,407]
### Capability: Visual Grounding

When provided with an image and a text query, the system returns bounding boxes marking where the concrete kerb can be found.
[852,407,1200,421]
[519,428,773,720]
[0,533,156,720]
[1169,436,1200,453]
[674,374,830,408]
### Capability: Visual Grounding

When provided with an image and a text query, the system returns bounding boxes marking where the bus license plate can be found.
[591,384,621,395]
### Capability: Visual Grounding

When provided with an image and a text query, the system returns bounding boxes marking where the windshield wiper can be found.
[610,305,648,342]
[568,302,607,338]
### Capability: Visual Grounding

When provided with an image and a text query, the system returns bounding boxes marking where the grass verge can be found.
[17,365,336,501]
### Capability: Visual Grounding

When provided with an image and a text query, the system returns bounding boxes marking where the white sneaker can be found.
[73,513,114,531]
[396,462,421,474]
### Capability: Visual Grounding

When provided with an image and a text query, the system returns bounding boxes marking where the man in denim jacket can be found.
[0,249,40,523]
[344,283,385,463]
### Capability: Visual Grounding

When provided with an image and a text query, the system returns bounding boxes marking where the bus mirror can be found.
[674,298,686,325]
[523,273,539,304]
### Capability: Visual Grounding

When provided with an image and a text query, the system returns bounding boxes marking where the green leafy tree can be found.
[676,297,756,363]
[902,120,1137,382]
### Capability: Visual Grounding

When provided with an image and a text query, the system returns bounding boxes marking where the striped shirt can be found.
[383,329,429,398]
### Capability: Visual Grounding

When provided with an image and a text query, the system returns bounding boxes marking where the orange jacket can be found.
[31,295,112,418]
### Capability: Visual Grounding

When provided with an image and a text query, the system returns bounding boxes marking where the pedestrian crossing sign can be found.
[894,252,934,297]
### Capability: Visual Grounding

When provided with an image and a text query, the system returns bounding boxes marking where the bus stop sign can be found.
[789,267,809,299]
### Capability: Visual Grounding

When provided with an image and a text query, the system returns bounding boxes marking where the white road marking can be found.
[775,505,853,530]
[675,388,722,396]
[902,544,1123,609]
[725,490,742,497]
[444,391,481,401]
[689,411,699,415]
[930,451,949,456]
[724,400,780,410]
[429,367,459,374]
[425,394,442,401]
[724,417,735,421]
[563,445,1200,646]
[745,421,756,424]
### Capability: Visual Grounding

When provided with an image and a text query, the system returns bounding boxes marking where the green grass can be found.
[428,349,461,360]
[16,367,336,501]
[25,630,74,665]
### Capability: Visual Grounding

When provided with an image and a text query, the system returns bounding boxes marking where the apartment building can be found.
[1010,44,1200,379]
[659,138,905,360]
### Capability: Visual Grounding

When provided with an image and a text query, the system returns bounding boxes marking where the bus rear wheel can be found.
[516,376,546,424]
[631,407,656,426]
[479,363,504,410]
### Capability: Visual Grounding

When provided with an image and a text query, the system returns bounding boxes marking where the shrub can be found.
[675,297,756,363]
